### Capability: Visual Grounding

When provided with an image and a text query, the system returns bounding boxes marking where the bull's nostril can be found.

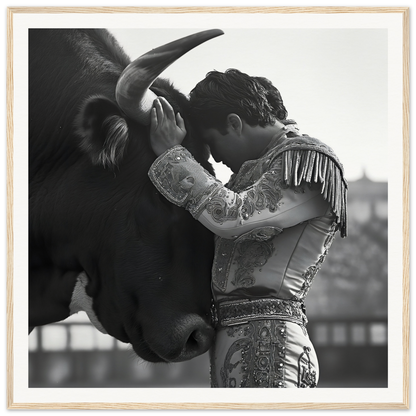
[189,330,199,345]
[189,329,205,347]
[144,316,214,362]
[184,326,214,356]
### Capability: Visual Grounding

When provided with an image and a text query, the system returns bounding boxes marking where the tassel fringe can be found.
[283,149,348,237]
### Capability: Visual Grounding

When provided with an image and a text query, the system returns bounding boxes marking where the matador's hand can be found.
[150,97,187,156]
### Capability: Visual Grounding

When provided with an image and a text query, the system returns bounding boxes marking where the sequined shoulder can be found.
[273,135,348,237]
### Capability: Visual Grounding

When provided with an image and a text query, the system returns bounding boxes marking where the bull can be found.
[29,29,223,362]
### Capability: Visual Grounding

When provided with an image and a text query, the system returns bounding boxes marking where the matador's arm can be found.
[148,144,346,240]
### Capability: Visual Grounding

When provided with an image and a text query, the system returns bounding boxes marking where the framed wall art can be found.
[3,2,414,415]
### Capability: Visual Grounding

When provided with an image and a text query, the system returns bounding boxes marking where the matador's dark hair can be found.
[189,69,288,134]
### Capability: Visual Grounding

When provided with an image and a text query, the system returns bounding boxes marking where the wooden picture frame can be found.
[7,6,409,410]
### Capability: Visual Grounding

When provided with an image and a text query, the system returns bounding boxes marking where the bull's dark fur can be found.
[29,29,215,362]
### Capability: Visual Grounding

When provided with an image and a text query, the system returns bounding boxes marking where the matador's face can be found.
[201,126,249,173]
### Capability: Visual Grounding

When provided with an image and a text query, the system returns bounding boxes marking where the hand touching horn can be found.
[150,97,187,156]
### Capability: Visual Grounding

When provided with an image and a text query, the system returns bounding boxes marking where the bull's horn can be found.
[115,29,224,125]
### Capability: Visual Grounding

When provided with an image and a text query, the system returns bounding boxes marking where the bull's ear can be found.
[76,95,129,169]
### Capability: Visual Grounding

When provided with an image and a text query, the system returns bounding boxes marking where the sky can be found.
[109,27,388,183]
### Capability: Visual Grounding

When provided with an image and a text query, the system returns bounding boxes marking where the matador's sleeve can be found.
[148,145,344,240]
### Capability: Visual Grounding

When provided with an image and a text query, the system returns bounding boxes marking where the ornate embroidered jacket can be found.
[149,132,347,388]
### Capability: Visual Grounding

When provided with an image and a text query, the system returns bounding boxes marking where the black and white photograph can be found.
[6,5,409,410]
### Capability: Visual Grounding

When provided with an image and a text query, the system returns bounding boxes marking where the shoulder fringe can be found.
[282,149,348,238]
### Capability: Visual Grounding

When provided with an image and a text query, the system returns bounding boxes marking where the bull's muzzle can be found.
[115,29,224,124]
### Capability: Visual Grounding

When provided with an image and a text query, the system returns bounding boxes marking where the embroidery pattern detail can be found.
[291,222,338,301]
[148,146,220,214]
[237,226,283,242]
[218,320,287,388]
[212,227,281,292]
[231,239,275,288]
[297,346,317,388]
[217,298,308,328]
[187,183,221,218]
[240,168,284,220]
[205,189,242,223]
[212,238,236,292]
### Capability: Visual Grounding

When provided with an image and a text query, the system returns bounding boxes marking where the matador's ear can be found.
[226,113,243,135]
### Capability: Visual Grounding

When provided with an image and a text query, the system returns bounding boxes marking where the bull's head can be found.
[115,29,224,125]
[72,30,223,362]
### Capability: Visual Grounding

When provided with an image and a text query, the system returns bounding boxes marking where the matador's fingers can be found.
[159,97,176,121]
[176,112,186,131]
[150,108,158,132]
[153,98,164,122]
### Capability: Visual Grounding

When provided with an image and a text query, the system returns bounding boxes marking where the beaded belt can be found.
[214,298,308,328]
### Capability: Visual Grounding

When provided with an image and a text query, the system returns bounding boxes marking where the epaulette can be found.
[278,135,348,238]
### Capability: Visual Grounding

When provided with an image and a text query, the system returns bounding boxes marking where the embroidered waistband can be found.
[215,298,308,328]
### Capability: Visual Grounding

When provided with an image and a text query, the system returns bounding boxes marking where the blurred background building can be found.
[29,173,388,388]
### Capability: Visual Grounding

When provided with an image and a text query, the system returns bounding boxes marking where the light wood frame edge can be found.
[6,5,411,410]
